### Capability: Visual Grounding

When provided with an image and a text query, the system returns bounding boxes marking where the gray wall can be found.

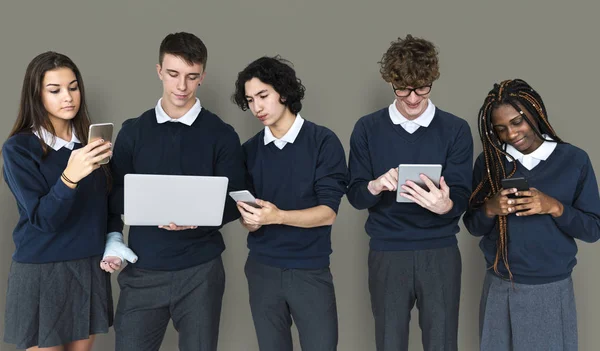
[1,1,599,350]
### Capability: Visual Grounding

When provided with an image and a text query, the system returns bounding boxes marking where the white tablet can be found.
[396,164,442,203]
[124,174,229,226]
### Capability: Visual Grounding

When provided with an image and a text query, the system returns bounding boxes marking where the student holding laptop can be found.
[346,35,473,351]
[232,56,348,351]
[104,32,246,351]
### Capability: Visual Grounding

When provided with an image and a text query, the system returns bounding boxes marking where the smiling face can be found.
[393,84,431,120]
[491,103,543,155]
[41,67,81,126]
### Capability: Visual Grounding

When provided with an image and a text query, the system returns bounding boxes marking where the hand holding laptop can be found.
[158,223,198,231]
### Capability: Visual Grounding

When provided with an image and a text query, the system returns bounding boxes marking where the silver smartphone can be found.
[229,190,262,208]
[396,164,443,203]
[88,123,114,165]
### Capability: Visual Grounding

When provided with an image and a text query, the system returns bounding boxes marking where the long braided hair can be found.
[470,79,564,278]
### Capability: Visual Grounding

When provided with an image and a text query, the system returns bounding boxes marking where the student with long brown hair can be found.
[464,79,600,351]
[1,51,133,351]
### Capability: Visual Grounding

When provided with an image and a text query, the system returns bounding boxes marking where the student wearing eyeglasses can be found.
[346,34,473,351]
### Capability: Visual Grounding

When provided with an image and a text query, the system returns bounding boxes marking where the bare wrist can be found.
[276,209,286,225]
[551,201,564,218]
[63,168,80,183]
[439,199,454,215]
[483,202,495,218]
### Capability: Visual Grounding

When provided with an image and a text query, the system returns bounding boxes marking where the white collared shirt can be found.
[505,135,557,170]
[264,114,305,150]
[155,98,202,126]
[388,99,436,134]
[33,126,80,151]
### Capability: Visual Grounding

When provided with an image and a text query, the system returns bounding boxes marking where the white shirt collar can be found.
[33,126,80,151]
[155,98,202,126]
[388,99,436,127]
[505,135,557,170]
[264,114,305,149]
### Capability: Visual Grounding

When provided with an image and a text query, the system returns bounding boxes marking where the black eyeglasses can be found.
[392,84,432,97]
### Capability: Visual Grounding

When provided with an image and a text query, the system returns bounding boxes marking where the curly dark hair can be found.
[232,56,305,114]
[379,34,440,88]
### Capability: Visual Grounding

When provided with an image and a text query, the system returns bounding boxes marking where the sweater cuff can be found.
[361,183,382,206]
[52,177,78,200]
[552,203,573,230]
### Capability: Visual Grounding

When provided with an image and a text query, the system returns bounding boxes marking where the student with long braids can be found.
[463,79,600,351]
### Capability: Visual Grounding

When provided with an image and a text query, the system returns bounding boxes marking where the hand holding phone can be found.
[229,190,262,209]
[88,123,114,165]
[501,177,529,199]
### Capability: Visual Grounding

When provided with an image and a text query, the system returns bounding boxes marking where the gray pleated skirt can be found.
[479,272,577,351]
[3,255,113,349]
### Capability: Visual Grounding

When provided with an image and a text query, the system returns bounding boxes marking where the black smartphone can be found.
[501,177,529,198]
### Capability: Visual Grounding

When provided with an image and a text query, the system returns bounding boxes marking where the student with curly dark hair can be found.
[232,56,348,351]
[347,35,473,351]
[463,79,600,351]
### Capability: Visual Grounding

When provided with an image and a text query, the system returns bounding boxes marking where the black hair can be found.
[232,56,305,114]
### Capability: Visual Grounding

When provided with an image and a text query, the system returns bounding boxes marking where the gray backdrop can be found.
[1,1,599,350]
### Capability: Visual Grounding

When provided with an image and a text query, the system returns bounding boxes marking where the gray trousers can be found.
[245,257,338,351]
[114,256,225,351]
[368,245,462,351]
[480,272,578,351]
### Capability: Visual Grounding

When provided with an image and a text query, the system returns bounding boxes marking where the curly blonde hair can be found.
[379,34,440,88]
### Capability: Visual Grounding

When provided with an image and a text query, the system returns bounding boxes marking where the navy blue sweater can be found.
[2,133,118,263]
[109,108,245,271]
[463,144,600,284]
[347,107,473,251]
[243,120,348,269]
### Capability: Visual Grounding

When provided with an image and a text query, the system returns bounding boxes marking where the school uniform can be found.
[464,139,600,351]
[109,98,246,351]
[242,115,348,351]
[2,128,116,349]
[347,101,473,351]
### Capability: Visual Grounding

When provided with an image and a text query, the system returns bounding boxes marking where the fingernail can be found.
[515,192,519,196]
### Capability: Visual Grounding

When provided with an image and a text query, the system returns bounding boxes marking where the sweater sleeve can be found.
[2,139,78,233]
[314,132,348,213]
[552,154,600,242]
[215,128,246,225]
[108,123,135,232]
[463,153,497,237]
[439,121,474,219]
[347,118,383,210]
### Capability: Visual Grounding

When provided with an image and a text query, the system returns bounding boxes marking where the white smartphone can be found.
[396,164,443,203]
[229,190,262,208]
[88,123,114,165]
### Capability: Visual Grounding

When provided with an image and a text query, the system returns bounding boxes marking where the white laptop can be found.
[124,174,229,226]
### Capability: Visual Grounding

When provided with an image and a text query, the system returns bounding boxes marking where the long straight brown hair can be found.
[2,51,111,189]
